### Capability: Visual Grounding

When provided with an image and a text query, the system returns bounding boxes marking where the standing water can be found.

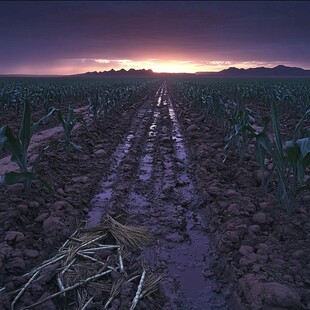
[86,82,228,309]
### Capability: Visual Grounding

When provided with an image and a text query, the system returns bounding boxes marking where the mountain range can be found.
[73,65,310,78]
[197,65,310,78]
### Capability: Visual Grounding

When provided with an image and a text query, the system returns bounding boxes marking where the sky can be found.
[0,1,309,75]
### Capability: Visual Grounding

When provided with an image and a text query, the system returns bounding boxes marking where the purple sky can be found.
[0,1,309,74]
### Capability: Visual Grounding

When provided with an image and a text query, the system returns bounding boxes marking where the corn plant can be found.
[0,98,56,191]
[255,103,309,214]
[88,92,105,121]
[223,103,257,162]
[201,92,226,124]
[55,105,86,154]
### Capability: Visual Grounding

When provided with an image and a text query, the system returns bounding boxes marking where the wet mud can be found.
[87,82,228,309]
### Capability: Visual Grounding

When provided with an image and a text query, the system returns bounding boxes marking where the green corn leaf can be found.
[31,107,59,136]
[0,125,7,152]
[271,101,283,155]
[297,160,305,184]
[20,98,31,151]
[294,108,309,139]
[0,171,53,192]
[0,171,36,186]
[256,132,274,158]
[255,139,266,166]
[285,140,301,166]
[1,126,23,169]
[31,142,54,173]
[296,137,310,159]
[262,116,271,133]
[56,110,67,132]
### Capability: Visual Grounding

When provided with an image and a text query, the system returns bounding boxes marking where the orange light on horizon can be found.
[2,58,301,76]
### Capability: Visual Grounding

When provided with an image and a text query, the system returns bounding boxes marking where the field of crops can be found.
[0,77,309,309]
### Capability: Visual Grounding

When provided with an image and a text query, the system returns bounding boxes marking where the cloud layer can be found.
[0,1,309,74]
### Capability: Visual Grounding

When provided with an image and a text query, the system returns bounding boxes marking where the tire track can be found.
[87,82,228,309]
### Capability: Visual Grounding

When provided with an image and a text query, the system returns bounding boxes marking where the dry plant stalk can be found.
[130,269,146,310]
[22,269,113,309]
[11,270,40,310]
[11,216,160,310]
[106,216,153,250]
[141,273,165,298]
[104,278,125,309]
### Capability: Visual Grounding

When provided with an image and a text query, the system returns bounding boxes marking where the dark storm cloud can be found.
[0,1,309,73]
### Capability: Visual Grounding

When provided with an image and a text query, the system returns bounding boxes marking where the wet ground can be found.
[87,82,228,309]
[1,79,309,309]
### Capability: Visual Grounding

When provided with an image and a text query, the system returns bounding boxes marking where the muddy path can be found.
[87,82,229,309]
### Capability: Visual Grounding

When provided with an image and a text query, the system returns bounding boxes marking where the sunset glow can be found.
[3,59,303,76]
[0,1,309,75]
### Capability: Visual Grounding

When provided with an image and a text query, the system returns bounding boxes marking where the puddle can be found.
[87,82,228,308]
[151,82,227,308]
[168,106,187,161]
[86,100,153,228]
[138,108,160,181]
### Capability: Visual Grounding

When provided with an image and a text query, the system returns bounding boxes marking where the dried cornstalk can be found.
[23,254,65,278]
[81,296,94,310]
[130,269,146,310]
[23,269,112,309]
[104,278,125,309]
[118,248,124,273]
[77,252,107,266]
[140,273,165,298]
[59,228,79,252]
[61,258,76,276]
[11,270,40,310]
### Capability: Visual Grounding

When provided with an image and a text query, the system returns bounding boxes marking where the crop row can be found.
[0,78,157,118]
[0,78,157,191]
[173,79,310,214]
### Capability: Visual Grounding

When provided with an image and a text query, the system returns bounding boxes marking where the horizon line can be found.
[0,64,309,77]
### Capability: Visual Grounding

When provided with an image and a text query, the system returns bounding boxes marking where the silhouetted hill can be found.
[68,65,310,78]
[73,68,155,78]
[197,65,310,78]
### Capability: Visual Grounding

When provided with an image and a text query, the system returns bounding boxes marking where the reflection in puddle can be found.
[154,83,226,308]
[166,97,187,162]
[87,82,227,308]
[86,104,150,228]
[139,108,160,181]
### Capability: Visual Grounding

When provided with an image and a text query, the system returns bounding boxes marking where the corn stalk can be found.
[55,105,86,155]
[0,98,56,191]
[255,104,309,214]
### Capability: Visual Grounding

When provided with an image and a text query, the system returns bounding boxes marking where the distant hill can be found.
[73,68,155,78]
[197,65,310,78]
[72,68,195,78]
[74,65,310,78]
[2,65,309,79]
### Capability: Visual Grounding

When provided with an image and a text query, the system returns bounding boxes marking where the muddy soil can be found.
[87,81,229,309]
[1,78,309,310]
[168,82,310,310]
[0,81,164,309]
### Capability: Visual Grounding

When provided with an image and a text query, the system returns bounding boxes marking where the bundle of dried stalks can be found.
[104,215,154,250]
[7,216,160,310]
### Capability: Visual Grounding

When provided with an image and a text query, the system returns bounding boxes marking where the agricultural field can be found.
[0,77,309,310]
